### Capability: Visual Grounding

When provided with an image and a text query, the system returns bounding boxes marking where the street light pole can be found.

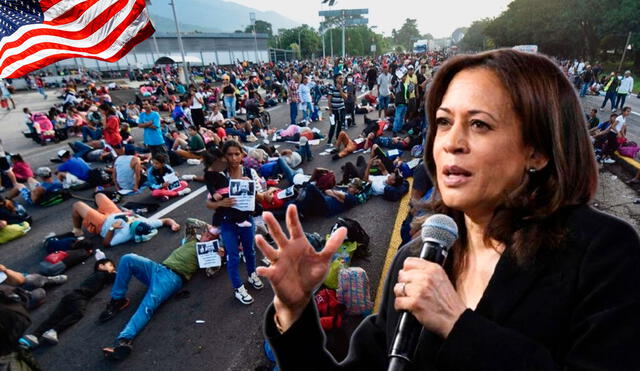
[250,12,259,64]
[618,32,632,72]
[298,29,302,59]
[169,0,188,84]
[341,10,346,58]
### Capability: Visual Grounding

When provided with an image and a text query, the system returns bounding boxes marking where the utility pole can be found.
[298,29,302,59]
[618,32,632,72]
[250,12,259,64]
[169,0,188,84]
[341,10,346,58]
[330,29,334,57]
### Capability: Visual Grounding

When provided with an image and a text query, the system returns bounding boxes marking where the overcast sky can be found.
[229,0,513,38]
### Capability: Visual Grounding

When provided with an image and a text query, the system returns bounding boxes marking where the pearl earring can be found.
[528,168,537,173]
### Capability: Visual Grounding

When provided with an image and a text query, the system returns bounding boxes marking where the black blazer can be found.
[264,205,640,370]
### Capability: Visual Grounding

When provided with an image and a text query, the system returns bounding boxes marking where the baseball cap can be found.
[57,149,70,158]
[36,167,52,178]
[407,65,415,70]
[348,177,364,193]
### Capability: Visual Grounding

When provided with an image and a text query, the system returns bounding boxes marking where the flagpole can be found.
[169,0,188,84]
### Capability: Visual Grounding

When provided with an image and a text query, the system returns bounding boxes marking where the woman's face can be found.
[151,159,163,170]
[433,68,533,218]
[224,146,244,168]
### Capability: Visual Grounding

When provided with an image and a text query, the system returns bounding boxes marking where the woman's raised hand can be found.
[255,204,347,332]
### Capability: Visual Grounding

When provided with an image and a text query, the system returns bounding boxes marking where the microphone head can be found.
[421,214,458,248]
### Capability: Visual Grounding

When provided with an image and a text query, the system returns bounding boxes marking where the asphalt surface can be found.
[0,86,399,370]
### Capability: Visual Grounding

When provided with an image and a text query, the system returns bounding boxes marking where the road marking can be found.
[373,178,413,313]
[149,185,207,219]
[632,111,640,117]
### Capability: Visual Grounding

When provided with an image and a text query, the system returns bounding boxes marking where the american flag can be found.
[0,0,155,78]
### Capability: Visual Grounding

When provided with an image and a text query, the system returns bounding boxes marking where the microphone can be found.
[388,214,459,371]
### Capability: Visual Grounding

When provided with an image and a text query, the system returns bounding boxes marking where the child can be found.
[147,153,191,201]
[21,259,118,348]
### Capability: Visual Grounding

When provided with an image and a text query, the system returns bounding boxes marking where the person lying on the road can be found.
[71,192,180,247]
[20,259,116,349]
[363,154,407,197]
[294,177,365,218]
[6,167,63,206]
[0,195,32,244]
[0,263,67,310]
[100,218,223,361]
[56,150,91,188]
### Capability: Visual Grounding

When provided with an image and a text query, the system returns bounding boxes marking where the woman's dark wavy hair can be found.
[421,49,598,269]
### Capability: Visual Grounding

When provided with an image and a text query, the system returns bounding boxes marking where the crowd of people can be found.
[0,48,638,369]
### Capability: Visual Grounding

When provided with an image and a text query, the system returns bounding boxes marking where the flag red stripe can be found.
[39,0,65,13]
[0,0,129,61]
[4,21,155,79]
[0,1,144,72]
[47,0,103,25]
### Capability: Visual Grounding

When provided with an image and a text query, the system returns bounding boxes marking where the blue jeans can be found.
[301,102,313,122]
[579,82,590,97]
[37,87,47,99]
[297,143,313,161]
[81,126,102,142]
[111,254,183,340]
[276,157,303,183]
[224,96,236,118]
[378,95,390,111]
[70,141,93,159]
[290,102,299,125]
[601,91,617,110]
[615,93,627,109]
[393,104,407,133]
[220,218,257,289]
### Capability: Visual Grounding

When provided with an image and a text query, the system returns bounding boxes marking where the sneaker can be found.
[102,338,133,361]
[177,187,192,196]
[20,335,39,348]
[603,158,616,164]
[234,285,254,305]
[181,174,196,181]
[42,329,59,344]
[47,275,68,285]
[248,272,264,290]
[99,298,131,323]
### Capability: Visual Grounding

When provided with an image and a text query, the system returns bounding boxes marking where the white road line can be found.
[149,185,207,219]
[632,111,640,117]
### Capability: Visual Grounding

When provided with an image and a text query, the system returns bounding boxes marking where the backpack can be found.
[331,217,371,260]
[314,288,346,330]
[311,169,336,191]
[87,168,112,186]
[0,285,32,355]
[44,251,68,264]
[618,141,640,159]
[336,267,373,315]
[37,189,71,207]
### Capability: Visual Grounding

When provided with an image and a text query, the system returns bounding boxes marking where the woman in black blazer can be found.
[255,50,640,370]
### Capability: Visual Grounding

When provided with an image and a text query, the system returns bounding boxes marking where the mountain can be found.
[149,14,222,33]
[147,0,300,34]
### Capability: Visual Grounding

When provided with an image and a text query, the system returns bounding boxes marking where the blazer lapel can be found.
[474,252,549,322]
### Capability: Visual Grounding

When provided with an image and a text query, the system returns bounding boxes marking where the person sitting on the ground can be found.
[70,193,180,247]
[21,259,116,348]
[56,150,91,188]
[99,218,223,361]
[147,153,191,200]
[10,154,35,184]
[82,106,103,142]
[7,167,63,206]
[172,126,206,160]
[112,146,143,193]
[0,263,67,310]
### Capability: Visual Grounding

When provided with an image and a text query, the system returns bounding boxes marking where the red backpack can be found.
[314,289,346,330]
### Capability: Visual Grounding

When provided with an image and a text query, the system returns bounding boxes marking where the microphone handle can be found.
[387,241,447,371]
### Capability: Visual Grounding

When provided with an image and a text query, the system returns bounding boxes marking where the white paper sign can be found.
[0,272,6,284]
[163,173,181,191]
[277,186,295,199]
[387,149,400,157]
[354,138,365,144]
[229,179,256,212]
[309,139,320,145]
[196,239,221,268]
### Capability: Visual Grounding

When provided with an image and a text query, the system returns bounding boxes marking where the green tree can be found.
[244,20,273,37]
[459,18,492,51]
[392,18,421,51]
[276,25,321,58]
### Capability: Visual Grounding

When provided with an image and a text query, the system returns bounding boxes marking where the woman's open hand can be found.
[255,204,347,332]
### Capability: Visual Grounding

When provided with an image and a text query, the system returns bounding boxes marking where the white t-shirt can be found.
[208,111,224,123]
[377,73,393,97]
[283,152,302,168]
[191,92,204,109]
[613,115,626,134]
[370,175,387,195]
